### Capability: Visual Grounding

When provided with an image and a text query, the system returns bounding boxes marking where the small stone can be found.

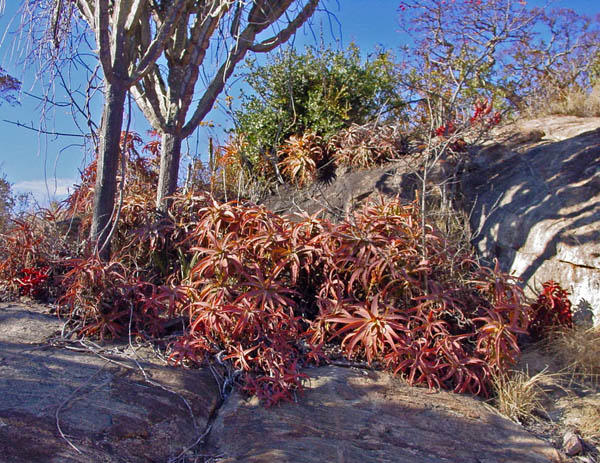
[562,431,583,456]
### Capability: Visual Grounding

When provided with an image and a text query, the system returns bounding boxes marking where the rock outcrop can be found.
[461,116,600,323]
[262,163,417,221]
[207,365,559,463]
[0,304,220,463]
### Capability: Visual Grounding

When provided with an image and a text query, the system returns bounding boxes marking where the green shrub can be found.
[233,44,403,173]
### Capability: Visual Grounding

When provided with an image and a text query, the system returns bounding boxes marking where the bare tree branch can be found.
[184,0,318,136]
[3,119,90,138]
[249,0,319,53]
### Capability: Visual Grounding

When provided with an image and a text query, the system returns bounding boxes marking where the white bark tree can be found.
[130,0,320,211]
[21,0,320,254]
[70,0,189,257]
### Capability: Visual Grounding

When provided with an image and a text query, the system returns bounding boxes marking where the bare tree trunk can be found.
[90,81,127,258]
[156,131,182,212]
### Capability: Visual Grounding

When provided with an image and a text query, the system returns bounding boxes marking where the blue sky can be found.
[0,0,598,205]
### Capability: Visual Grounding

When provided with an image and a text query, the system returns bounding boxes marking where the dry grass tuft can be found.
[491,368,553,423]
[576,400,600,442]
[528,83,600,118]
[546,326,600,384]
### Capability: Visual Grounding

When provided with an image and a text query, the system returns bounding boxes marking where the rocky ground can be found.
[0,302,220,463]
[1,302,597,462]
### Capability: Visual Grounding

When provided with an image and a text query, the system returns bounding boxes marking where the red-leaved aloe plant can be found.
[0,130,539,407]
[528,280,573,340]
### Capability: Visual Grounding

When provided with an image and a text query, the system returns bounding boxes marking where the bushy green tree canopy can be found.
[233,44,403,163]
